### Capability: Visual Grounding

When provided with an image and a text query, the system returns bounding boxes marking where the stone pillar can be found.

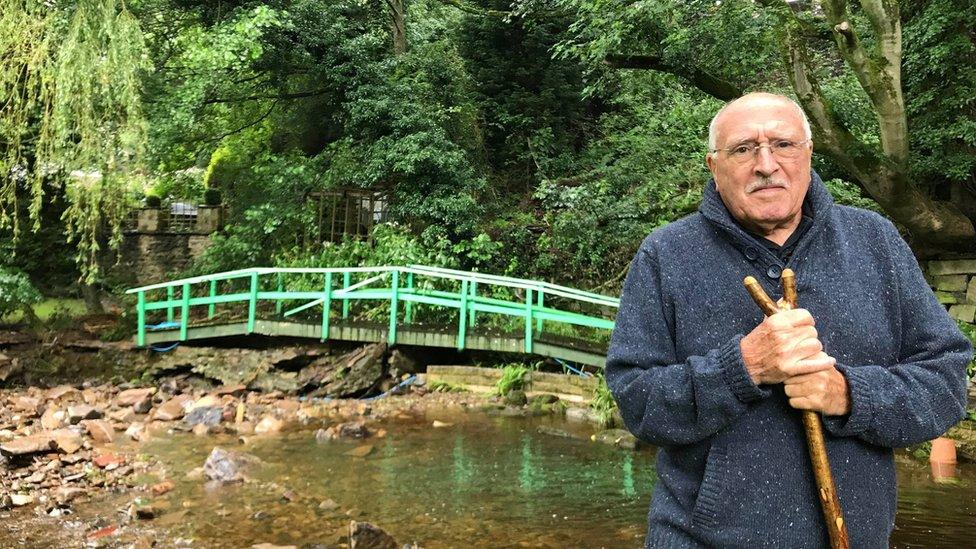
[136,208,164,232]
[925,258,976,324]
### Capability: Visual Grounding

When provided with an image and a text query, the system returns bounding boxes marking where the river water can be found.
[132,409,975,548]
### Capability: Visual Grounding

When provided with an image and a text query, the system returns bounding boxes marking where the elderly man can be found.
[606,92,971,548]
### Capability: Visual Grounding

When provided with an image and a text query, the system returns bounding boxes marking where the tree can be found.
[540,0,976,253]
[0,0,149,283]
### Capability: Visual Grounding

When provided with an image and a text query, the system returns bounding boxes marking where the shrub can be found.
[0,268,42,322]
[590,373,619,427]
[494,363,530,396]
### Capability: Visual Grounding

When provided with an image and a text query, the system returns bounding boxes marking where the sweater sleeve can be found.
[823,220,972,447]
[605,242,770,447]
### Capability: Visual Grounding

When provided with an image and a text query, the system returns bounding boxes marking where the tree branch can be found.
[202,89,330,105]
[604,54,741,101]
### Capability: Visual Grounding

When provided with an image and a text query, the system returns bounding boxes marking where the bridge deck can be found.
[143,318,609,367]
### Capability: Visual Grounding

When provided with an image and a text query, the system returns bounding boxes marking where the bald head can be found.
[707,93,811,152]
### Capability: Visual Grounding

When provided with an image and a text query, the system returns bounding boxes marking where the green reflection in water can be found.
[622,453,635,497]
[452,434,474,490]
[519,434,542,493]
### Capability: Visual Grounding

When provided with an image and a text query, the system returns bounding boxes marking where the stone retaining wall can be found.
[924,257,976,325]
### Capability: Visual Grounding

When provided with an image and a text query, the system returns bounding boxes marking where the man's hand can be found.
[740,308,834,385]
[783,367,851,416]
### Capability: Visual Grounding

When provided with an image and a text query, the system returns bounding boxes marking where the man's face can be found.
[705,99,813,234]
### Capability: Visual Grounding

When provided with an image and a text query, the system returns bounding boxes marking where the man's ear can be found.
[705,152,715,174]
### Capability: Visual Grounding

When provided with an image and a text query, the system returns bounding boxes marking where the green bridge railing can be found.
[126,265,619,358]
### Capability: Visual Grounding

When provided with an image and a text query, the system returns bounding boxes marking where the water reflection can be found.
[132,413,973,548]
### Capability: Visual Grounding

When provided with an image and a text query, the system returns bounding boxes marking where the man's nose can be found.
[753,146,780,177]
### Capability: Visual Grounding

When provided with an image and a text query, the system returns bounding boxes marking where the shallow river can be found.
[134,410,974,548]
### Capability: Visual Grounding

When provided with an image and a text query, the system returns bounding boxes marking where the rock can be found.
[389,348,423,374]
[52,429,84,454]
[0,494,10,510]
[565,407,599,424]
[431,420,452,428]
[155,395,191,421]
[0,434,56,456]
[251,544,297,549]
[86,524,119,541]
[125,422,149,442]
[192,424,211,437]
[189,395,221,410]
[254,415,284,435]
[214,384,247,397]
[504,390,527,406]
[117,388,156,406]
[133,397,153,414]
[319,498,339,511]
[93,453,125,469]
[55,487,86,505]
[82,419,115,443]
[315,421,370,442]
[536,426,575,439]
[47,385,80,402]
[40,407,67,430]
[203,447,259,482]
[10,494,34,507]
[109,407,136,423]
[348,521,398,549]
[68,405,103,424]
[949,304,976,323]
[344,445,374,458]
[302,343,388,398]
[592,429,639,450]
[185,406,223,427]
[530,393,560,405]
[151,480,175,496]
[0,355,22,382]
[12,396,40,415]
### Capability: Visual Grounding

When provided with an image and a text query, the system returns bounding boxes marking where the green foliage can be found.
[824,178,883,213]
[494,363,530,396]
[590,373,618,428]
[429,380,468,393]
[956,320,976,381]
[0,267,42,320]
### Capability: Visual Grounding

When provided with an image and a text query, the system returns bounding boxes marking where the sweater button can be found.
[744,247,759,260]
[767,265,782,279]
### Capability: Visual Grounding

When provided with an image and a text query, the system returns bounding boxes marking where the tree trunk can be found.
[386,0,407,55]
[82,283,105,315]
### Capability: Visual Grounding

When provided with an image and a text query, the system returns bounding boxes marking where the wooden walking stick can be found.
[743,269,850,549]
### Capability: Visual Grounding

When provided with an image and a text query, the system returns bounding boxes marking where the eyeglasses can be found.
[711,139,811,164]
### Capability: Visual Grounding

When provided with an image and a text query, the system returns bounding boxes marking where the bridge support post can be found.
[247,272,258,334]
[524,288,533,353]
[208,280,216,319]
[275,272,284,317]
[137,291,146,347]
[321,272,332,341]
[166,286,174,323]
[458,280,469,350]
[405,272,414,323]
[342,272,351,319]
[469,281,477,327]
[388,270,399,344]
[536,290,544,333]
[180,283,190,341]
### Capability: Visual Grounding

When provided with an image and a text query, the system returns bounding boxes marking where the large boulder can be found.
[303,343,387,398]
[203,447,261,482]
[348,521,398,549]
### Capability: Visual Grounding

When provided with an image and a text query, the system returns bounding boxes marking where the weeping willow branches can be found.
[0,0,149,281]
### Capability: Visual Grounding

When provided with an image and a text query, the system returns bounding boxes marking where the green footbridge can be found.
[126,265,620,367]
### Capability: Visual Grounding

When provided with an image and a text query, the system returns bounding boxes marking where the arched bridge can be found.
[126,265,619,367]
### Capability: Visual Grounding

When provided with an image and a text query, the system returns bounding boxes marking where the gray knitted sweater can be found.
[606,171,971,548]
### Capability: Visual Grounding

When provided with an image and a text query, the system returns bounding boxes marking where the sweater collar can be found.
[698,170,834,260]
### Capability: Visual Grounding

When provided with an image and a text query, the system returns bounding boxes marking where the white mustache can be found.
[746,178,788,193]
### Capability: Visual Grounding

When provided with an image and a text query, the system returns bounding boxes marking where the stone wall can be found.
[110,233,214,287]
[923,257,976,326]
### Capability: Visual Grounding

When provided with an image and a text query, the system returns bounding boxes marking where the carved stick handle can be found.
[743,276,778,316]
[741,272,850,549]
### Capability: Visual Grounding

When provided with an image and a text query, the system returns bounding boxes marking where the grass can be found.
[494,363,530,396]
[1,298,87,324]
[590,373,619,427]
[428,380,468,393]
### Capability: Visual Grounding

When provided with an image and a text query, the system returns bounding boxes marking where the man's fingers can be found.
[790,353,835,375]
[781,308,815,327]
